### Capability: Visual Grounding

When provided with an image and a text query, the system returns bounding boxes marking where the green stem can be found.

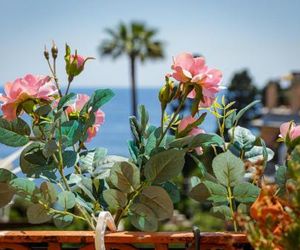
[55,119,95,230]
[114,183,146,227]
[65,76,74,96]
[49,208,86,221]
[227,186,237,232]
[156,97,186,148]
[46,58,62,97]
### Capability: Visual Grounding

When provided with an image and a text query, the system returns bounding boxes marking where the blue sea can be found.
[0,88,217,159]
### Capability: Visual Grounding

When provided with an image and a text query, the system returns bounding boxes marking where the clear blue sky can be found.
[0,0,299,89]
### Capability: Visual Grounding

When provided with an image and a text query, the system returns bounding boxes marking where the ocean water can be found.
[0,88,217,159]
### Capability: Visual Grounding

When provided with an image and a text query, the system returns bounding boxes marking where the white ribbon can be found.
[95,211,117,250]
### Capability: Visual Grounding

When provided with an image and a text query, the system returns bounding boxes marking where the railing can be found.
[0,231,250,250]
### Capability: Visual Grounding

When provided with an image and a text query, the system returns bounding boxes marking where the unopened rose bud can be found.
[159,78,174,109]
[51,41,58,59]
[44,46,49,60]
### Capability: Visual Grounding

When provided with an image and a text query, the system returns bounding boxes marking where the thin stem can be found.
[65,76,73,95]
[160,105,165,133]
[49,208,86,221]
[214,106,224,139]
[46,58,62,97]
[227,186,237,232]
[114,183,146,227]
[55,119,95,229]
[156,97,186,148]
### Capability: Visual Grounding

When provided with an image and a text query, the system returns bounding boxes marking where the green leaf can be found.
[229,126,256,151]
[0,169,16,183]
[233,182,260,203]
[63,150,79,168]
[0,117,30,147]
[103,189,127,210]
[139,186,173,220]
[189,182,210,202]
[57,191,76,210]
[35,105,52,116]
[40,182,57,204]
[27,204,51,224]
[0,183,15,208]
[60,120,83,147]
[234,100,260,124]
[81,89,114,114]
[189,153,206,178]
[93,155,128,180]
[129,203,158,232]
[160,182,180,203]
[80,148,107,173]
[77,177,95,202]
[275,165,287,196]
[225,111,237,129]
[57,93,76,110]
[53,214,74,228]
[191,176,201,187]
[109,161,140,193]
[188,133,224,149]
[128,140,139,162]
[144,129,158,156]
[203,181,228,203]
[138,105,149,134]
[212,151,244,187]
[42,139,58,158]
[244,146,274,163]
[20,142,55,178]
[144,149,185,184]
[168,136,194,148]
[10,178,36,200]
[129,116,141,142]
[76,195,93,213]
[211,205,232,220]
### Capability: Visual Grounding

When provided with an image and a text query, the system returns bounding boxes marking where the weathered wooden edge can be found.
[0,231,248,245]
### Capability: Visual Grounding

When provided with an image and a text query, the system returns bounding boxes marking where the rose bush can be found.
[0,43,280,239]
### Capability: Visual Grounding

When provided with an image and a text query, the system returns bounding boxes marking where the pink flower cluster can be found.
[0,74,57,121]
[65,94,105,142]
[178,115,205,155]
[171,52,222,107]
[280,121,300,141]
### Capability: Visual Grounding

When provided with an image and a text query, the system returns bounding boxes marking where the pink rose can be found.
[65,94,105,142]
[70,55,85,69]
[0,74,57,121]
[279,121,300,141]
[171,52,222,107]
[178,115,205,154]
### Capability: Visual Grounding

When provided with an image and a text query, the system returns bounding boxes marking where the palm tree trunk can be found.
[129,55,137,117]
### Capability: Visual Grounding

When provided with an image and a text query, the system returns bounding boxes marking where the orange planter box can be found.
[0,231,249,250]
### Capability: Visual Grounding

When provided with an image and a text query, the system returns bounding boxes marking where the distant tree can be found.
[100,22,164,117]
[226,70,261,127]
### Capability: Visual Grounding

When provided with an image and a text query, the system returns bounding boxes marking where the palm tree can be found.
[100,22,164,117]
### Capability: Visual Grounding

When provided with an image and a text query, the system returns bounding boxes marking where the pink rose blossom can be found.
[65,94,105,142]
[70,55,85,69]
[0,74,57,121]
[171,52,222,107]
[178,115,205,155]
[279,121,300,141]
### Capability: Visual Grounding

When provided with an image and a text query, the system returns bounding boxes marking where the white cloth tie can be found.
[95,211,117,250]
